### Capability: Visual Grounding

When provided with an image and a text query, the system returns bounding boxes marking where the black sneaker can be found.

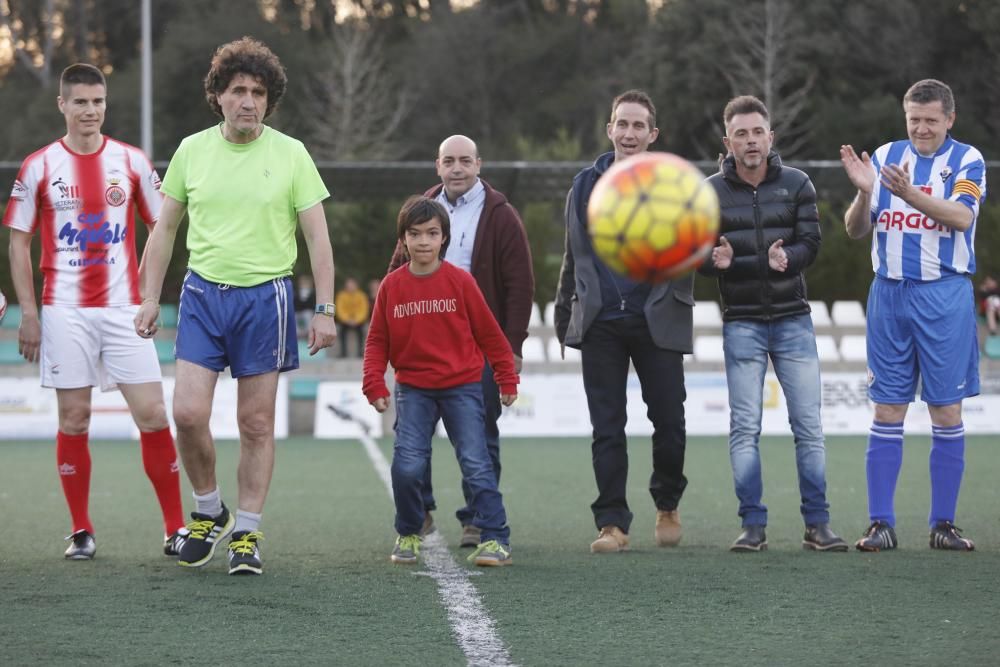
[929,521,975,551]
[228,530,264,575]
[803,523,849,552]
[730,525,767,552]
[855,520,897,552]
[64,529,96,560]
[163,527,191,557]
[177,505,235,567]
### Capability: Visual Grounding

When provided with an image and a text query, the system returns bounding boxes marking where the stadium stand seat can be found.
[839,334,867,362]
[154,339,175,364]
[831,300,866,328]
[521,336,547,363]
[693,335,725,363]
[985,336,1000,360]
[290,377,321,400]
[815,335,840,363]
[546,337,580,362]
[0,340,22,364]
[543,301,555,326]
[809,301,832,328]
[159,303,179,328]
[528,303,543,328]
[693,301,723,328]
[298,340,327,362]
[0,304,20,329]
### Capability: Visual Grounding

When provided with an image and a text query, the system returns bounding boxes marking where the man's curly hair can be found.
[203,37,287,120]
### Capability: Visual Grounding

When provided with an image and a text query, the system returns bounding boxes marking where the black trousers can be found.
[580,316,688,533]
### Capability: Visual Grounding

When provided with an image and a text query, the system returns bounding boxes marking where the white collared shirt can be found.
[436,178,485,272]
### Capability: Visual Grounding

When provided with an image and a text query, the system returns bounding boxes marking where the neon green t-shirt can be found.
[161,124,330,286]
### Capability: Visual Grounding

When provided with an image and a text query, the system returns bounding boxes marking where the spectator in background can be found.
[335,277,370,357]
[294,274,317,338]
[979,275,999,336]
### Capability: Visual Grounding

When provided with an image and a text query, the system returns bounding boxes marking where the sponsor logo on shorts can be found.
[866,367,875,387]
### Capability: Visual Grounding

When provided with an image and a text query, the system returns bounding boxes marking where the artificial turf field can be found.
[1,434,999,666]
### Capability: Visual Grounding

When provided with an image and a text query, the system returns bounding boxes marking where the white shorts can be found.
[41,305,162,391]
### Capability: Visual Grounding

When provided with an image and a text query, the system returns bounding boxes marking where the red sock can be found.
[57,431,93,535]
[140,428,186,535]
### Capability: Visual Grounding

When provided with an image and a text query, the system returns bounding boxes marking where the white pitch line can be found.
[357,430,516,667]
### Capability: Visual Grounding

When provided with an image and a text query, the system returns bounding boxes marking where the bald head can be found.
[436,134,482,201]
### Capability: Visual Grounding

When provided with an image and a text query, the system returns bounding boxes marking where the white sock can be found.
[193,488,223,517]
[234,509,262,534]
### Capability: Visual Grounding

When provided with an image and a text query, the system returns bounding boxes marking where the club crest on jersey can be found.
[939,166,952,182]
[105,178,126,207]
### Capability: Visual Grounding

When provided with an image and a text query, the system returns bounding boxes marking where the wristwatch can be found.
[315,303,336,317]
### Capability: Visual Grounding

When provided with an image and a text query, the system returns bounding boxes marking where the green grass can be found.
[1,435,999,666]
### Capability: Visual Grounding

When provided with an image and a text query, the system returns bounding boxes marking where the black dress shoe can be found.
[803,523,849,551]
[730,525,767,552]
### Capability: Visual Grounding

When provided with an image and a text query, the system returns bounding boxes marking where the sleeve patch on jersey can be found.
[10,179,28,201]
[952,179,981,201]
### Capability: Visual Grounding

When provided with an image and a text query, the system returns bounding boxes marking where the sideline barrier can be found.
[0,377,288,440]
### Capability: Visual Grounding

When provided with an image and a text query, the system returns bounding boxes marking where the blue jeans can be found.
[723,314,830,527]
[421,363,501,525]
[392,382,509,544]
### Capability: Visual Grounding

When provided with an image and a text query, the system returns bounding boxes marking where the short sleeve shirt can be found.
[160,124,329,287]
[2,137,162,306]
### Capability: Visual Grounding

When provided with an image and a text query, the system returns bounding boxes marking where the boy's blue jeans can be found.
[391,381,510,544]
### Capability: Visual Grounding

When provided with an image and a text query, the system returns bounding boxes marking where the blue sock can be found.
[929,423,965,527]
[866,421,904,527]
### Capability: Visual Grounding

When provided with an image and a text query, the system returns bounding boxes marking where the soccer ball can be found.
[587,152,719,283]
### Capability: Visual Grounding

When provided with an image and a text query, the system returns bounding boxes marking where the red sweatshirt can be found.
[363,261,519,403]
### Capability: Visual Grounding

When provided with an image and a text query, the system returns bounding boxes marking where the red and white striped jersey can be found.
[2,137,162,307]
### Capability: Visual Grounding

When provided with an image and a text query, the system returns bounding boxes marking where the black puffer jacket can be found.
[700,151,820,321]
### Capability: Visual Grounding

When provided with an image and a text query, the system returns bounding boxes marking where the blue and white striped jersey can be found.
[868,135,985,280]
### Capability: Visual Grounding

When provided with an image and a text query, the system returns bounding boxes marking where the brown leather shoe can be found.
[590,525,630,553]
[459,524,482,548]
[420,511,436,538]
[655,510,682,547]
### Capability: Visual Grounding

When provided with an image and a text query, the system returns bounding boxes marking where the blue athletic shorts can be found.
[866,275,979,406]
[175,271,299,378]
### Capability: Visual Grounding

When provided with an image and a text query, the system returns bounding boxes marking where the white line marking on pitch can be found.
[357,431,516,667]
